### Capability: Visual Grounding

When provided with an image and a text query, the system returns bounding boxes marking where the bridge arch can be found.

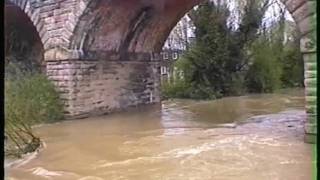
[70,0,202,55]
[70,0,315,54]
[5,0,49,48]
[5,0,47,70]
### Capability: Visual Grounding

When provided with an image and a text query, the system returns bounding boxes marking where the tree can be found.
[245,12,304,92]
[162,0,302,99]
[245,36,283,92]
[177,0,271,98]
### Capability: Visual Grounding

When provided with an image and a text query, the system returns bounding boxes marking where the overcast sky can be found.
[228,0,294,28]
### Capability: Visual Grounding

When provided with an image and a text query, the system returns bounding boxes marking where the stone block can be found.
[305,105,317,114]
[300,33,316,53]
[304,78,317,86]
[292,1,315,23]
[305,95,317,104]
[304,70,317,78]
[305,87,317,96]
[285,0,306,13]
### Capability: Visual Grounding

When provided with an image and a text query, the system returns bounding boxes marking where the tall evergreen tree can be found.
[178,0,270,98]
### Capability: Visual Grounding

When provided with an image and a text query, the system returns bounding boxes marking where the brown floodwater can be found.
[5,88,313,180]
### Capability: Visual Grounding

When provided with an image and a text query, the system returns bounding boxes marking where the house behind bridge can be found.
[160,49,184,82]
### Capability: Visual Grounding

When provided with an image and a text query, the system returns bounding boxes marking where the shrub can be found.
[280,45,304,87]
[5,69,63,157]
[245,38,283,93]
[161,79,191,99]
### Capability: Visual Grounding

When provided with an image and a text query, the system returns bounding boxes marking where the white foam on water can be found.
[280,160,298,164]
[30,167,63,178]
[175,147,207,157]
[5,142,47,169]
[96,140,222,168]
[97,156,165,168]
[97,141,219,169]
[77,176,105,180]
[6,151,39,169]
[28,167,80,179]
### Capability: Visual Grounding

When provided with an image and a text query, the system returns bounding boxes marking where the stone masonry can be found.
[46,53,161,119]
[5,0,317,143]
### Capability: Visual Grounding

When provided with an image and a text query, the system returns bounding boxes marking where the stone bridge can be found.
[5,0,317,143]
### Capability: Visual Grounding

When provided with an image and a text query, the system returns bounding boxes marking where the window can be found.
[163,52,169,60]
[173,52,178,60]
[161,66,167,75]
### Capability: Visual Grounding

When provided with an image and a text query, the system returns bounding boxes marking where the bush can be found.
[161,78,221,100]
[5,70,63,157]
[245,38,283,93]
[280,45,304,87]
[161,79,191,99]
[188,83,220,100]
[226,73,247,96]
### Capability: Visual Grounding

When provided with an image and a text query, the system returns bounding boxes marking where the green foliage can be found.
[165,1,253,99]
[280,44,304,87]
[161,78,220,100]
[245,38,283,93]
[5,65,64,157]
[184,2,232,95]
[161,79,191,99]
[162,0,304,99]
[162,55,222,100]
[236,0,272,46]
[246,20,304,93]
[7,75,64,123]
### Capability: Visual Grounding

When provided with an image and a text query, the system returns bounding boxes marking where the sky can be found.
[227,0,294,28]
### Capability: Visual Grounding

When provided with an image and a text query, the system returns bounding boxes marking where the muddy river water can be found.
[6,89,313,180]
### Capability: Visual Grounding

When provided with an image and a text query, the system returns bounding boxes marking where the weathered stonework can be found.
[46,56,161,118]
[5,0,317,143]
[303,51,317,143]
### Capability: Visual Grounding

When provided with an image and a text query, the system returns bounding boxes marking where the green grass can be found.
[5,73,64,158]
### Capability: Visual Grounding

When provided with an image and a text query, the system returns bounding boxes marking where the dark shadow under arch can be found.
[5,2,45,72]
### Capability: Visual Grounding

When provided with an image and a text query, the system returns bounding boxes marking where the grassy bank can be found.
[5,71,64,158]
